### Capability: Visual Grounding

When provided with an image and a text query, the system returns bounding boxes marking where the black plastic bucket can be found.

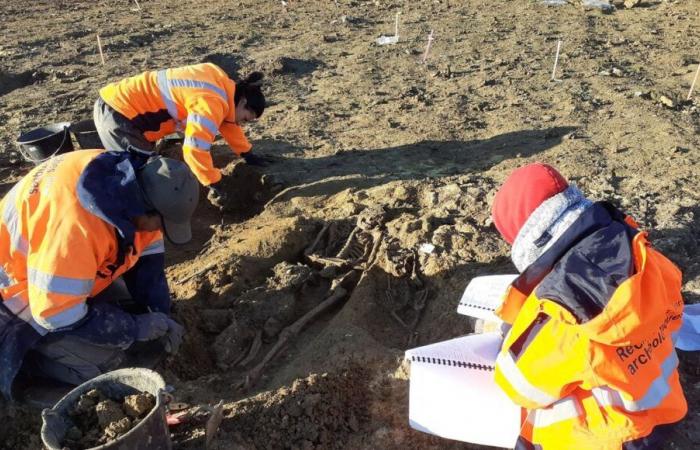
[72,119,104,149]
[41,368,172,450]
[16,122,74,164]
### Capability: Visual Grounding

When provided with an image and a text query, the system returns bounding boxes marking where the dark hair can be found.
[235,72,265,118]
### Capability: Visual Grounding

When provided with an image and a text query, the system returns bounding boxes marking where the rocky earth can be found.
[0,0,699,449]
[63,388,156,449]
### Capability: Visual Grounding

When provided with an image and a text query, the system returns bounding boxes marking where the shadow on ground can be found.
[255,126,577,199]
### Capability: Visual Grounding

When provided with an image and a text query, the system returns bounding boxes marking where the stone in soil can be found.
[104,416,132,439]
[64,389,155,449]
[123,393,156,419]
[658,95,676,109]
[95,399,126,428]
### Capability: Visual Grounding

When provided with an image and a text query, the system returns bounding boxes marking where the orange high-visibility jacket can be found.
[0,150,164,332]
[494,203,686,449]
[99,63,251,185]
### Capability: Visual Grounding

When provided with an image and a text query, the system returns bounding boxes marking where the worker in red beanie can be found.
[489,163,686,450]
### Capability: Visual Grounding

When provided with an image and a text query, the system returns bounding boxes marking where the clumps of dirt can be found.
[63,389,156,449]
[219,367,370,450]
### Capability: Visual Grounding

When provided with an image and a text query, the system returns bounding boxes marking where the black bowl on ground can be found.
[16,122,74,164]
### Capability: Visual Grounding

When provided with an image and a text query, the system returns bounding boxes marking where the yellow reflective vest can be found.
[494,204,686,449]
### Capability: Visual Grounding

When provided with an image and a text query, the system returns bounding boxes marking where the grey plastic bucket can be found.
[72,119,104,149]
[16,121,74,164]
[41,368,172,450]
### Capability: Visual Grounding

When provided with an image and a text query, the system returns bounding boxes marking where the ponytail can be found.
[235,71,266,118]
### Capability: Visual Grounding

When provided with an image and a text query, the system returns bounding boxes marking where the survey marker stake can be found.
[96,34,105,65]
[551,39,562,82]
[375,11,401,45]
[688,62,700,101]
[394,11,400,38]
[422,30,435,64]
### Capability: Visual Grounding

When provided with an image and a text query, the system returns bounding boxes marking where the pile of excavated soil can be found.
[62,389,156,449]
[1,0,699,449]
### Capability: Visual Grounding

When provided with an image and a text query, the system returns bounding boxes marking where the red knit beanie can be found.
[491,163,569,244]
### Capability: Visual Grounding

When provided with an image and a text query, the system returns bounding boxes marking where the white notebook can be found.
[456,274,518,323]
[405,332,521,448]
[676,303,700,351]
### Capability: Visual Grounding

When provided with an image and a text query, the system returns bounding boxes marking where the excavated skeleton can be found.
[235,205,431,388]
[237,207,389,391]
[306,206,386,269]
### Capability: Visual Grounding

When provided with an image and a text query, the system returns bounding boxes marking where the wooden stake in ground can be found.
[551,39,562,82]
[688,62,700,101]
[394,11,400,39]
[421,30,435,64]
[96,34,105,65]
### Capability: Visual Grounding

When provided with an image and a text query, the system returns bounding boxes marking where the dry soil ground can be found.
[0,0,699,449]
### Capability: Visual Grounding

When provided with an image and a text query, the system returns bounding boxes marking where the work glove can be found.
[134,312,184,354]
[207,182,228,210]
[241,152,271,167]
[134,312,170,342]
[160,317,185,354]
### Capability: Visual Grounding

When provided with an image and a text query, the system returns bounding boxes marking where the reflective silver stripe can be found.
[496,350,559,406]
[3,293,27,315]
[157,70,182,128]
[0,266,12,288]
[592,351,678,412]
[19,307,49,335]
[183,136,212,151]
[28,269,94,296]
[141,239,165,256]
[33,301,87,330]
[528,396,581,428]
[187,113,219,137]
[168,79,227,100]
[2,184,29,256]
[2,293,49,335]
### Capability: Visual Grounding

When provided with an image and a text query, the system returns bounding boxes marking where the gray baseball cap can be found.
[138,157,199,245]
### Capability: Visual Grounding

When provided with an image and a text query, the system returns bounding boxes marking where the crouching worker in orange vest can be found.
[0,149,199,400]
[93,63,266,210]
[490,163,687,449]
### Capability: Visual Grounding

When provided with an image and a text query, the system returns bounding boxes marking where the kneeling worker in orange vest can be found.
[0,149,199,400]
[94,63,266,209]
[490,163,686,449]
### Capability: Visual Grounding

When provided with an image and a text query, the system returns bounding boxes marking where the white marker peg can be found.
[421,30,435,64]
[394,11,401,38]
[96,34,106,65]
[550,39,562,82]
[688,62,700,101]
